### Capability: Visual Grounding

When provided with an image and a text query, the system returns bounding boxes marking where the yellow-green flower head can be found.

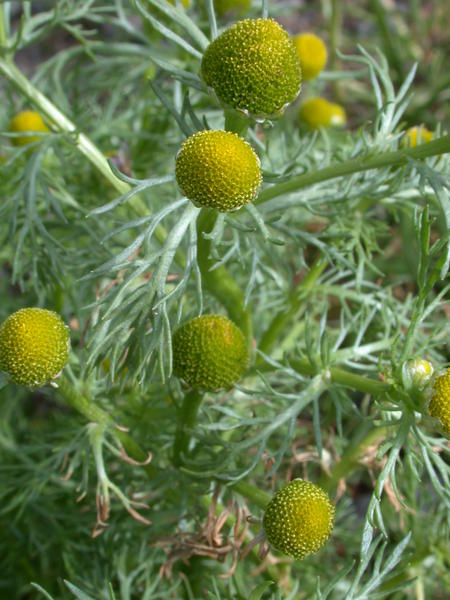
[175,130,262,211]
[214,0,251,17]
[172,315,249,391]
[402,126,433,148]
[201,18,302,119]
[9,111,49,146]
[263,479,335,559]
[299,97,346,129]
[428,368,450,434]
[0,308,70,388]
[293,33,328,81]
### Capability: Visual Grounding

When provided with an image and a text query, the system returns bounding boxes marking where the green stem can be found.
[256,135,450,206]
[320,425,389,491]
[224,109,249,137]
[329,0,342,72]
[0,5,7,49]
[258,255,327,357]
[173,388,204,466]
[0,56,185,265]
[288,358,389,395]
[196,208,253,347]
[229,480,271,511]
[57,375,158,477]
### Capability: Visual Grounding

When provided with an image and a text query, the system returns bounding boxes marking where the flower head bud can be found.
[404,358,434,390]
[9,111,49,146]
[428,368,450,434]
[172,315,249,391]
[263,479,335,559]
[299,97,346,129]
[175,130,262,211]
[214,0,251,17]
[0,308,70,388]
[403,126,433,148]
[293,33,328,81]
[201,18,302,119]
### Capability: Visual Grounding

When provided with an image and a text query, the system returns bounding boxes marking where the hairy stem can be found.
[256,135,450,205]
[172,388,204,466]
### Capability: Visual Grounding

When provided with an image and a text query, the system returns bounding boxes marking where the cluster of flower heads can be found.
[1,8,444,566]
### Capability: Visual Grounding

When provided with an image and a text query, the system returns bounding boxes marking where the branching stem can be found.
[256,135,450,205]
[56,375,158,478]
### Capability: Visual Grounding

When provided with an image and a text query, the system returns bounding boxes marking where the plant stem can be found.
[288,357,389,395]
[258,255,328,357]
[196,208,253,347]
[256,135,450,205]
[229,480,271,511]
[173,388,204,466]
[56,375,158,477]
[329,0,342,72]
[224,109,249,137]
[0,56,186,264]
[320,425,389,491]
[0,5,7,49]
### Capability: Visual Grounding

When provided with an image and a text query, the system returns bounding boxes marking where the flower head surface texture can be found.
[403,126,434,147]
[172,315,249,391]
[263,479,335,559]
[201,18,302,118]
[9,111,49,146]
[175,130,262,211]
[429,368,450,434]
[299,97,346,129]
[0,308,70,387]
[293,33,328,81]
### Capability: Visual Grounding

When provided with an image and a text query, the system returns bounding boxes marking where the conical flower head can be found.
[429,368,450,434]
[263,479,335,559]
[0,308,70,387]
[175,130,262,211]
[172,315,249,391]
[201,18,302,119]
[9,111,49,146]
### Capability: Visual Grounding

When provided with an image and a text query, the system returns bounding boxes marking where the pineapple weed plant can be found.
[0,0,449,598]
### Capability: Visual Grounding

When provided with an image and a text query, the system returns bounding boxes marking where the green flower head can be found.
[0,308,70,388]
[201,18,302,119]
[263,479,335,559]
[172,315,249,391]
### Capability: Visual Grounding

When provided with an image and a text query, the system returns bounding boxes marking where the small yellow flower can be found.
[201,18,302,118]
[402,126,434,148]
[0,308,70,388]
[172,315,249,391]
[175,129,262,211]
[293,33,328,81]
[9,110,49,146]
[429,368,450,434]
[263,479,335,559]
[299,97,346,129]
